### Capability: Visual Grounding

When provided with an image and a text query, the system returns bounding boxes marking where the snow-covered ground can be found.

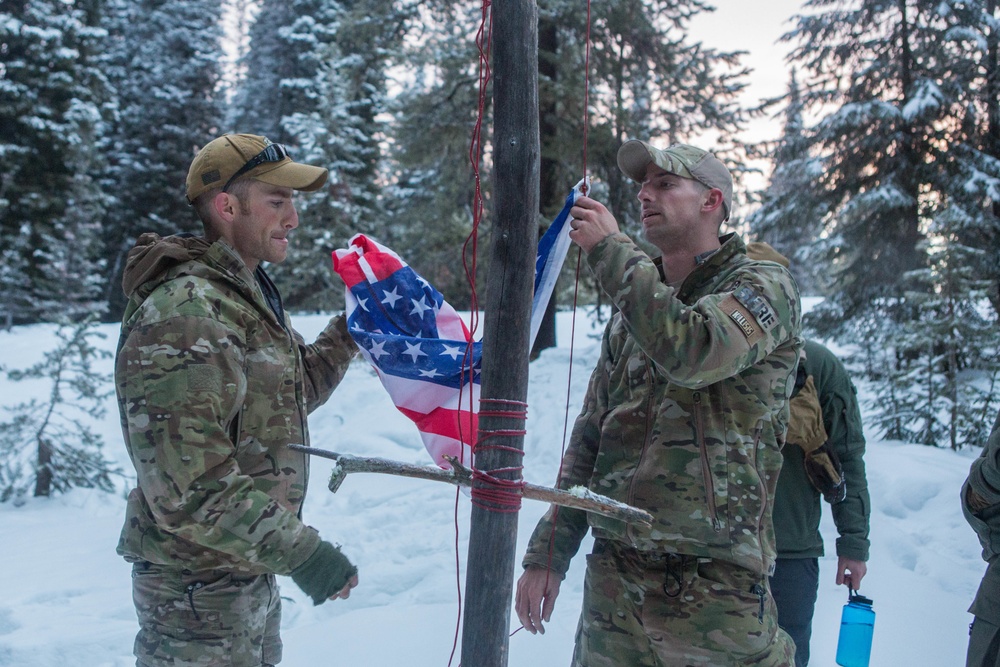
[0,309,986,666]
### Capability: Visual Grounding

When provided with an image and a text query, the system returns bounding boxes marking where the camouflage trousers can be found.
[131,562,282,667]
[571,539,796,667]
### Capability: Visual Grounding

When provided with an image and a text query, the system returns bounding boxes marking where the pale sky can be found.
[689,0,806,144]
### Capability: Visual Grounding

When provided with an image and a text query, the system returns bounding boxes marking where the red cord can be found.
[453,0,594,655]
[581,0,592,194]
[450,3,493,665]
[538,0,592,623]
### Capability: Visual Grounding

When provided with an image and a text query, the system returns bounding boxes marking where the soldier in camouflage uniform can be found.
[515,141,802,666]
[116,134,359,667]
[963,410,1000,667]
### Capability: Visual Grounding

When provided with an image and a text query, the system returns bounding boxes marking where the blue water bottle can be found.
[836,590,875,667]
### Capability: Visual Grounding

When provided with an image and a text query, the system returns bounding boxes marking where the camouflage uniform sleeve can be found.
[587,233,801,388]
[522,321,615,576]
[965,412,1000,515]
[118,314,320,574]
[298,313,359,414]
[809,343,871,561]
[963,412,1000,562]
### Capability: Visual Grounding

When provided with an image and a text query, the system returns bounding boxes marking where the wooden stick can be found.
[290,444,652,527]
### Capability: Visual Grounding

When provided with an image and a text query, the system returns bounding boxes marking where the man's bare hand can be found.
[837,558,867,590]
[330,574,359,601]
[515,566,561,635]
[568,196,621,253]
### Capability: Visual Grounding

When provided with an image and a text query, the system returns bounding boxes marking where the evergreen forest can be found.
[3,0,1000,458]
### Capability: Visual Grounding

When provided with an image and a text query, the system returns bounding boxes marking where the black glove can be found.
[803,442,847,504]
[290,541,358,605]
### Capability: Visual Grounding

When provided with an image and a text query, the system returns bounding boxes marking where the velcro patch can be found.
[730,309,756,337]
[733,286,778,332]
[719,295,764,346]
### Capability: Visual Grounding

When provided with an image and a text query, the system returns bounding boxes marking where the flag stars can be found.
[419,368,442,379]
[381,287,403,308]
[368,340,389,360]
[440,345,463,360]
[357,297,369,312]
[403,341,427,362]
[410,297,432,318]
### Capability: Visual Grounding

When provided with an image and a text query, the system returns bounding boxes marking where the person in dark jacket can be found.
[514,141,802,666]
[963,411,1000,667]
[771,338,871,666]
[747,242,871,667]
[116,134,359,666]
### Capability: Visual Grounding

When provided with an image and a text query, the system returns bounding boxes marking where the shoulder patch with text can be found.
[733,285,778,332]
[719,294,765,345]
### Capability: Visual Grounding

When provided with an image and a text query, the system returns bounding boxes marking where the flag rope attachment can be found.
[470,398,528,513]
[534,0,593,638]
[449,0,595,658]
[448,0,493,663]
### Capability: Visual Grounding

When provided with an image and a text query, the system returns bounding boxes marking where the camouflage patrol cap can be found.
[185,134,328,203]
[745,241,791,268]
[617,140,733,220]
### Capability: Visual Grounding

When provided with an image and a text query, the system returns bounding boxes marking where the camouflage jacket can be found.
[524,232,802,576]
[963,410,1000,565]
[115,233,357,575]
[963,412,1000,622]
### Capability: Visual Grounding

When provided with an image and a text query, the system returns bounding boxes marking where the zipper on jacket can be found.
[751,582,767,624]
[693,392,722,532]
[296,355,311,516]
[626,356,657,543]
[752,422,768,544]
[185,582,204,621]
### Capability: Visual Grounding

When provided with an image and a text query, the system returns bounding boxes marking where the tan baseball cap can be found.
[617,140,733,220]
[185,134,328,203]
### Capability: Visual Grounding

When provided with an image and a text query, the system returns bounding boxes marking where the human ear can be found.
[213,191,238,223]
[702,188,724,213]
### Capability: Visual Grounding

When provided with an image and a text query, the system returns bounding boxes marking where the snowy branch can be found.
[290,445,653,526]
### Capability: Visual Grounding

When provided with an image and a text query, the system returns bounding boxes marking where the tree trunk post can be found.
[34,439,53,498]
[460,0,539,664]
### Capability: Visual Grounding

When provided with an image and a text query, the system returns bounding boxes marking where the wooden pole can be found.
[460,0,539,664]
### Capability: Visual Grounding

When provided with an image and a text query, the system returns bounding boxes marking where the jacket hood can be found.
[121,233,213,299]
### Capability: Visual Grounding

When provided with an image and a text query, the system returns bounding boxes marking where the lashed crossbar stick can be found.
[290,444,653,527]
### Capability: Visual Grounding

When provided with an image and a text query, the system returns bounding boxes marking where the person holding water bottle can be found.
[745,243,872,667]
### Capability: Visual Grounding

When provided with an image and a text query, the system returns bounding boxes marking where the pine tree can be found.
[927,0,1000,318]
[748,70,829,295]
[758,1,1000,448]
[0,0,115,324]
[101,0,226,321]
[228,0,404,311]
[0,225,34,330]
[381,1,490,309]
[764,0,951,334]
[903,207,1000,449]
[226,1,300,139]
[0,318,119,504]
[386,0,753,309]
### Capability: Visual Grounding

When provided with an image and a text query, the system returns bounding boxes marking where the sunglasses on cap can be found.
[222,142,289,193]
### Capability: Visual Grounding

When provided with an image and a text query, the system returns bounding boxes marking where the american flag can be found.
[531,179,585,349]
[331,182,582,468]
[332,235,480,468]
